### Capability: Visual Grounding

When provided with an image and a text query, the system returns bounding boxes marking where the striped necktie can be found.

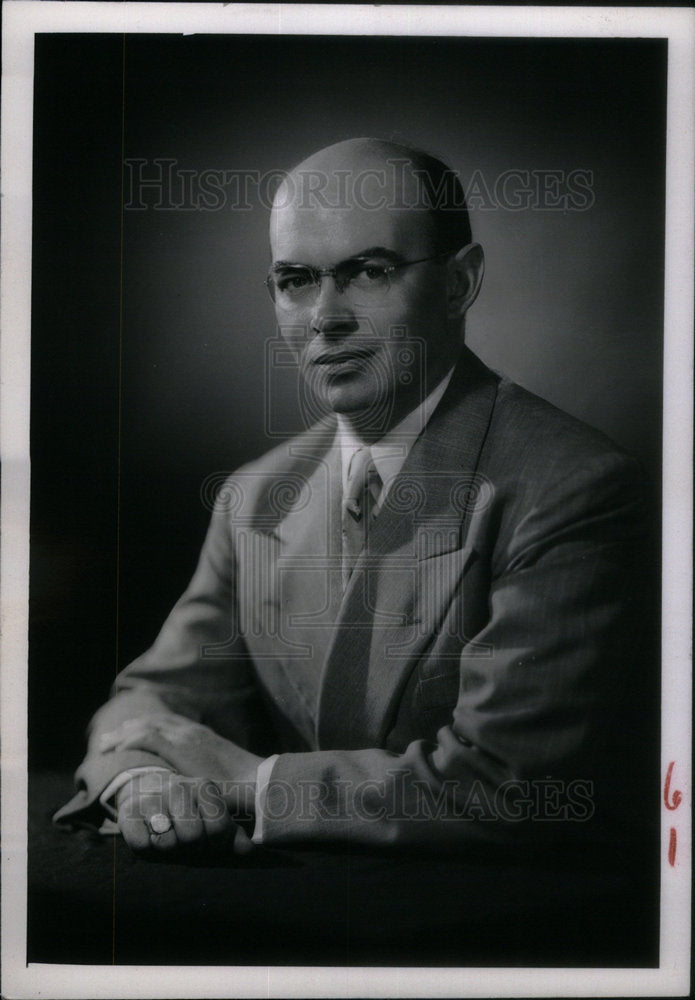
[342,446,381,588]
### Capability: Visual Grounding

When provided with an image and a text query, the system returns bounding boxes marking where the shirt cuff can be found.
[98,766,172,831]
[252,755,280,845]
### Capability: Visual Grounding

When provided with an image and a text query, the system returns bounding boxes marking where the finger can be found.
[99,730,126,752]
[107,730,205,777]
[106,732,155,752]
[170,814,205,847]
[154,712,193,732]
[119,785,174,850]
[118,815,152,854]
[168,777,206,847]
[106,731,175,760]
[107,727,197,770]
[147,824,178,852]
[136,770,171,796]
[132,712,195,742]
[139,800,178,852]
[232,825,255,856]
[149,716,210,749]
[196,780,236,849]
[99,717,158,752]
[117,791,159,854]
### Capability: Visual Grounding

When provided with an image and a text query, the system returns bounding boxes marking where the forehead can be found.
[271,205,432,264]
[270,160,434,264]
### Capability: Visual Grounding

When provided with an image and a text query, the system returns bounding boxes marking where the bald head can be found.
[272,137,472,256]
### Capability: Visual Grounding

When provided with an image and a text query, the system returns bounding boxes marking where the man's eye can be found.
[352,262,390,285]
[277,271,313,292]
[364,265,388,280]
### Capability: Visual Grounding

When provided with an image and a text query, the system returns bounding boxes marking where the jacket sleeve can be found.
[53,493,272,828]
[257,450,654,854]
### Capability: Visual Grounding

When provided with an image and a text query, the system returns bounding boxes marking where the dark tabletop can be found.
[28,772,659,967]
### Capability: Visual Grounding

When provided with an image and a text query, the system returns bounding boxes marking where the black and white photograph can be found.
[1,3,692,997]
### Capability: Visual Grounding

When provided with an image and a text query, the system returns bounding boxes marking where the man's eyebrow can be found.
[270,260,303,269]
[350,247,405,262]
[270,248,406,270]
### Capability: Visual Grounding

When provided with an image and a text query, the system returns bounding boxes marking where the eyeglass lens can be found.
[267,259,394,307]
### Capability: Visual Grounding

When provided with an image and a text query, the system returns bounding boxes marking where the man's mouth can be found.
[312,347,376,366]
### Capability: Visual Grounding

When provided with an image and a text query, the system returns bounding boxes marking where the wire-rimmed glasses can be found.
[265,250,453,310]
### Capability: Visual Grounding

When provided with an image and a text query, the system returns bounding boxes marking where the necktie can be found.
[342,446,381,588]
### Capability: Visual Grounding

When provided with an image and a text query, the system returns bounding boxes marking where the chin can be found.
[326,390,372,415]
[326,388,398,439]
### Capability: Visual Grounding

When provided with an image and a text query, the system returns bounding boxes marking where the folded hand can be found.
[115,770,254,858]
[100,712,263,814]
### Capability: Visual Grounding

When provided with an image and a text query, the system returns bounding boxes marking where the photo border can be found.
[2,3,692,997]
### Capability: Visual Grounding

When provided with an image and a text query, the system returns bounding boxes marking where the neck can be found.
[339,357,457,444]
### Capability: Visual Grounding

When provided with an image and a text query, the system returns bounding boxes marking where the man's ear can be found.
[446,243,485,319]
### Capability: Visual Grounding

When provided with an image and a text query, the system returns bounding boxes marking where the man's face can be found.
[269,157,459,434]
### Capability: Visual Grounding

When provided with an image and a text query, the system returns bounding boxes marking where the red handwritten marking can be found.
[664,761,682,811]
[668,827,677,866]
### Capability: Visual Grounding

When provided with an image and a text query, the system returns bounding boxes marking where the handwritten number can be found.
[664,762,681,867]
[663,761,682,811]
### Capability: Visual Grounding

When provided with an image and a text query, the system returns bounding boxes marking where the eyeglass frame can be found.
[264,248,456,307]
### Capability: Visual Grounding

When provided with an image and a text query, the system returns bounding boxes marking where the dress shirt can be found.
[337,367,455,509]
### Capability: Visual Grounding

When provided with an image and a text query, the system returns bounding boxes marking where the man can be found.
[55,138,651,866]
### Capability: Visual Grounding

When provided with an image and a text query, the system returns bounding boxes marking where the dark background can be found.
[30,33,666,770]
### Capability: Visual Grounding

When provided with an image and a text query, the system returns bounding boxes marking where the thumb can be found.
[232,824,255,856]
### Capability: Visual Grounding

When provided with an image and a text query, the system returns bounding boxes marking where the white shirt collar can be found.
[337,367,454,499]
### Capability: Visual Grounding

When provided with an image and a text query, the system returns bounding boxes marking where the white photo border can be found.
[1,3,692,998]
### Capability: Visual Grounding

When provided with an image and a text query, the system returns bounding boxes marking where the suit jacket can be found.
[56,347,653,858]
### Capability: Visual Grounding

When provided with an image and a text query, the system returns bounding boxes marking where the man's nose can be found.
[310,276,359,338]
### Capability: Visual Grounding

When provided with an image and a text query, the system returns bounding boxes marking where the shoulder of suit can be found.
[227,415,337,479]
[475,375,648,520]
[210,418,337,523]
[443,347,637,472]
[490,376,637,464]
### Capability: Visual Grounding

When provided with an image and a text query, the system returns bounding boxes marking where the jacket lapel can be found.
[317,349,499,750]
[237,426,343,746]
[272,437,345,642]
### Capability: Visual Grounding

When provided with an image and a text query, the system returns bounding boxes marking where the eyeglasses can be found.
[265,250,453,309]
